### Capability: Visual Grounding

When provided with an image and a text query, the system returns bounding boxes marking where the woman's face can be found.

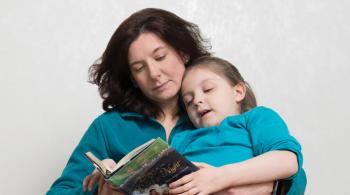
[128,32,186,105]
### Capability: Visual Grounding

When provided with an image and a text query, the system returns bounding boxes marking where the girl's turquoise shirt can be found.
[47,107,306,195]
[172,106,306,194]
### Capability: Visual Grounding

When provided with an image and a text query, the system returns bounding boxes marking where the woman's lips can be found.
[153,81,170,91]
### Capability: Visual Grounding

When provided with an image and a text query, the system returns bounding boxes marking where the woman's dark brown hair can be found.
[185,56,257,113]
[89,8,211,117]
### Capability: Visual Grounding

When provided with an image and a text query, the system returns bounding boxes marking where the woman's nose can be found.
[147,61,161,79]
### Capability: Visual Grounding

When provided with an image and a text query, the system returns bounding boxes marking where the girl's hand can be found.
[83,159,117,193]
[169,162,225,195]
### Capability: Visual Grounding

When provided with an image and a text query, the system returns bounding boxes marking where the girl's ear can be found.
[233,82,246,102]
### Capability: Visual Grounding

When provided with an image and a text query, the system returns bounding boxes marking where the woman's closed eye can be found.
[155,54,166,61]
[133,64,145,72]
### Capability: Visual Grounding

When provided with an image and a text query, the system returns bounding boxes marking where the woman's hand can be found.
[82,159,118,194]
[169,162,226,195]
[98,183,125,195]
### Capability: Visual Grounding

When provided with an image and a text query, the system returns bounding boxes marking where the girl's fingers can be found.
[169,178,195,194]
[177,187,200,195]
[169,174,192,188]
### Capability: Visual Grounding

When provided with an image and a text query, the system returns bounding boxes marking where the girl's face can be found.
[181,66,246,128]
[128,32,186,106]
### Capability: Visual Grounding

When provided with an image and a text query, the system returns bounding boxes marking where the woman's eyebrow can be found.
[152,46,166,54]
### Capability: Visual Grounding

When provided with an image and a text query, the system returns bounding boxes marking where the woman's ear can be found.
[180,52,190,64]
[233,82,246,102]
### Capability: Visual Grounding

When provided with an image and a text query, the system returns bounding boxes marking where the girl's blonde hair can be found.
[186,56,257,113]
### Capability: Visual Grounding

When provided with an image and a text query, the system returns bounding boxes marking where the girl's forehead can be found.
[185,64,222,79]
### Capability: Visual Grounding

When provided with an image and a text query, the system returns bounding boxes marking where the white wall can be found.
[1,0,349,194]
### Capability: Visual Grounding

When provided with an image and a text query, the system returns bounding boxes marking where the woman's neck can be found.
[156,97,180,140]
[157,98,179,122]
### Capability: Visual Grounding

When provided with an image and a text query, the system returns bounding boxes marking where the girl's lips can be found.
[199,110,212,117]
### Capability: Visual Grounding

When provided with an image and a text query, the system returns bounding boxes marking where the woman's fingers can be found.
[98,175,106,194]
[87,172,102,191]
[83,169,99,191]
[83,174,90,191]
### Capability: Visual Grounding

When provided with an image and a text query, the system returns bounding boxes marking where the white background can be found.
[1,1,349,194]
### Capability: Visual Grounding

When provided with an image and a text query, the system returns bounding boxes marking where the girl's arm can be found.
[219,150,298,187]
[169,150,298,195]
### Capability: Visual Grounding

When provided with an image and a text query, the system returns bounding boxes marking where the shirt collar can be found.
[120,111,191,126]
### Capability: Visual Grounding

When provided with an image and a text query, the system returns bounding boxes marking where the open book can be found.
[84,137,198,195]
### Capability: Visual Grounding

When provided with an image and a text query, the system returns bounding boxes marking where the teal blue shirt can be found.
[47,108,306,195]
[171,106,306,194]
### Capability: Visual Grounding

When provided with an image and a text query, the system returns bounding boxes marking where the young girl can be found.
[169,56,305,195]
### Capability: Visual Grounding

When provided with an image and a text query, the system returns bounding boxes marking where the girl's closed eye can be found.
[203,84,215,93]
[203,87,214,93]
[183,96,193,106]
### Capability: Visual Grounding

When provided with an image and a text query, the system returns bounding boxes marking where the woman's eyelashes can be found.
[133,64,145,72]
[155,54,166,61]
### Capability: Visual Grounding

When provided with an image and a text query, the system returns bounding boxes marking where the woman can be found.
[47,8,304,195]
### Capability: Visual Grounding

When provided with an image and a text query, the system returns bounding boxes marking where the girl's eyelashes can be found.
[186,100,193,106]
[203,87,214,93]
[183,97,193,106]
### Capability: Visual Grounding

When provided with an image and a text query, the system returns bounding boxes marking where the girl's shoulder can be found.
[243,106,278,117]
[221,106,282,126]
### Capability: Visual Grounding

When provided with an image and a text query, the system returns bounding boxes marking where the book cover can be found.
[84,138,198,195]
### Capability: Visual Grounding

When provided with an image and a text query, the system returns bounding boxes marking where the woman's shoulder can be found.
[94,109,122,121]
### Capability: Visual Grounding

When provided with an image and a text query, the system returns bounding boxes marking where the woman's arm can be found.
[46,118,111,195]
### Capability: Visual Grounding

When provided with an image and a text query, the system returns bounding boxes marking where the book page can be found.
[84,152,112,177]
[113,138,155,171]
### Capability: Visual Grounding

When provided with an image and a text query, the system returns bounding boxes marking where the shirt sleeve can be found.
[46,117,110,195]
[245,107,303,179]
